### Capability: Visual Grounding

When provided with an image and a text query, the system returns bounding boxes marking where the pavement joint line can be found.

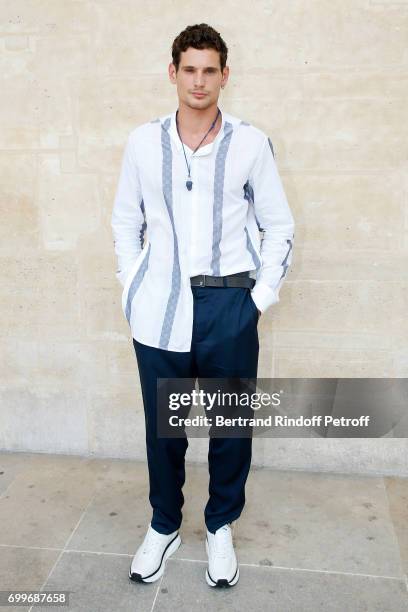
[380,476,407,577]
[27,493,97,612]
[150,575,164,612]
[167,556,407,581]
[1,543,404,583]
[0,478,18,501]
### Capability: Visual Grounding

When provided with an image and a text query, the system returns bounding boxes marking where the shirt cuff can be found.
[250,281,280,313]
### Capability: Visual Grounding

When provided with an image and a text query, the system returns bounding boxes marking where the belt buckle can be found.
[199,274,206,287]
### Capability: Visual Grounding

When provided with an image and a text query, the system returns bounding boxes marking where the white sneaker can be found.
[205,523,239,587]
[129,522,181,583]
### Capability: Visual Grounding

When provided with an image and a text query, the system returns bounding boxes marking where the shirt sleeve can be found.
[111,132,146,287]
[249,135,295,313]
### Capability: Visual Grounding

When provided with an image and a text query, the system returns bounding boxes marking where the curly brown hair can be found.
[171,23,228,73]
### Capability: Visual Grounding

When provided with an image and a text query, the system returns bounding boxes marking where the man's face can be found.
[169,47,229,112]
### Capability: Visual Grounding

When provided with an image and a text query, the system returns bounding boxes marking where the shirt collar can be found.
[166,106,227,157]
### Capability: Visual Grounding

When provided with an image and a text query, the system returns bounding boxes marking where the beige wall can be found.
[1,1,407,470]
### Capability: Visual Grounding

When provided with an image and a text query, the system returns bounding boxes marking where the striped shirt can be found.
[111,106,295,352]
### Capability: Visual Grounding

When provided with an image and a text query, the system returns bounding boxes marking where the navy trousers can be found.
[133,285,259,535]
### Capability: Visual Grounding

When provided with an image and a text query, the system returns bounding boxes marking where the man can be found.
[111,23,295,588]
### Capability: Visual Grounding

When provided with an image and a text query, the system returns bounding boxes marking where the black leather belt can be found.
[190,271,255,289]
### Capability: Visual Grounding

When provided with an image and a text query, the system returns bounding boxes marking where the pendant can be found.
[186,180,193,191]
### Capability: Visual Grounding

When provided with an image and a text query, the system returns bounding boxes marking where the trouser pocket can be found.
[247,289,260,323]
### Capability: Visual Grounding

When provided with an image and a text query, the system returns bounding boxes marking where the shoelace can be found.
[213,525,234,559]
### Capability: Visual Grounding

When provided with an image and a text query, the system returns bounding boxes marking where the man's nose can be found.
[194,73,205,86]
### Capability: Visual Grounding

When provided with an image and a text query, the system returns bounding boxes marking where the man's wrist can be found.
[250,281,280,314]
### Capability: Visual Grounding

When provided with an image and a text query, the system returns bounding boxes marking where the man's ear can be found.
[221,65,230,87]
[168,62,177,83]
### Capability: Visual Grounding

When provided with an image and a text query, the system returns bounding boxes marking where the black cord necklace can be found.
[175,107,221,191]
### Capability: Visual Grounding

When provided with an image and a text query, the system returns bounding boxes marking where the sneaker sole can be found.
[128,533,181,584]
[205,538,239,587]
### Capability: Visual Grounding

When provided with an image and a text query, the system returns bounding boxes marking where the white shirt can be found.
[111,106,295,352]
